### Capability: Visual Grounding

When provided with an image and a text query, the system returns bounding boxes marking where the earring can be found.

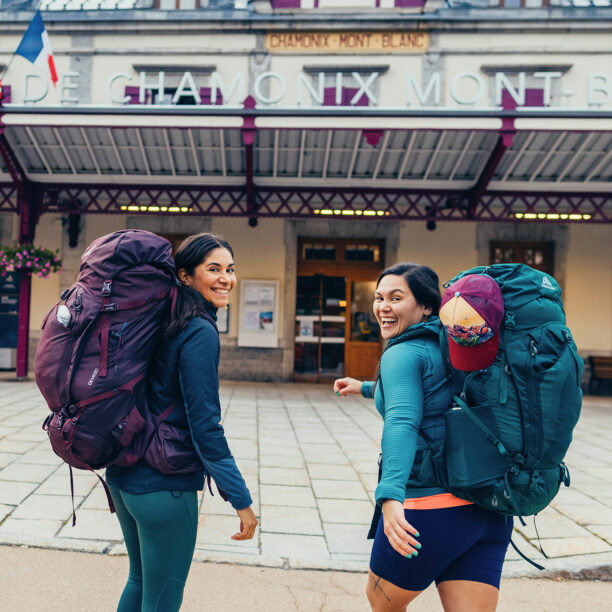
[423,314,429,322]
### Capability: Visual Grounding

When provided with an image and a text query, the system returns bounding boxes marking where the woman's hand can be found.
[231,506,258,541]
[333,377,363,397]
[381,499,421,557]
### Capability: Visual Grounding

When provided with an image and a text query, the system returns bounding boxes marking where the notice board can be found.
[0,272,20,349]
[238,280,279,348]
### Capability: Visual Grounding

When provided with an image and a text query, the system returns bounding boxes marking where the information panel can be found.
[238,280,280,348]
[0,272,20,349]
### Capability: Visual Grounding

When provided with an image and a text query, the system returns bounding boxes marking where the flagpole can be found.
[0,2,44,95]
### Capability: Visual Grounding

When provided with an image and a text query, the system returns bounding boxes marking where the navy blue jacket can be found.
[106,295,252,511]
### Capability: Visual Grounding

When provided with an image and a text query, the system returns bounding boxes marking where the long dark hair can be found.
[166,233,234,337]
[376,263,441,315]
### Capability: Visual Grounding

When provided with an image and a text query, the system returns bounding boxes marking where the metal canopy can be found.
[0,106,611,223]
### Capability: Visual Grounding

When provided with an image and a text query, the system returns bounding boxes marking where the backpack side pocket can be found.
[445,403,511,488]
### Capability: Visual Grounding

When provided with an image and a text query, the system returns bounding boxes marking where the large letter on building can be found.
[351,72,379,105]
[211,72,244,105]
[533,71,562,106]
[23,73,48,104]
[406,73,440,107]
[172,72,201,105]
[107,72,132,104]
[495,72,526,107]
[450,72,485,106]
[253,71,287,105]
[587,74,611,106]
[297,72,324,106]
[60,72,79,105]
[139,71,165,104]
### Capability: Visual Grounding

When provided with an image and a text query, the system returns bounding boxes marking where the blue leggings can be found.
[108,486,199,612]
[370,504,512,592]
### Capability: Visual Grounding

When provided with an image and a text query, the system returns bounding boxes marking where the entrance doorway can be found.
[294,239,384,382]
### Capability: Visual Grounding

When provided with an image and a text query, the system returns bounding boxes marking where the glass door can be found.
[345,280,382,380]
[294,275,347,382]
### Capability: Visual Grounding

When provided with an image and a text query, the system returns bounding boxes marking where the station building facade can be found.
[0,1,611,382]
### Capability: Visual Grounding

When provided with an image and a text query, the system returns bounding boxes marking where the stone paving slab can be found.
[0,379,610,576]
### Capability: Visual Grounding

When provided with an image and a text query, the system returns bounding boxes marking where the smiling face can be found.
[178,247,236,309]
[373,274,432,339]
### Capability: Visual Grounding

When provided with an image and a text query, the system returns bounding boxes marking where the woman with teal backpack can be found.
[333,263,512,612]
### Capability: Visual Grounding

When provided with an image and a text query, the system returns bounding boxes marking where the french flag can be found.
[15,11,58,87]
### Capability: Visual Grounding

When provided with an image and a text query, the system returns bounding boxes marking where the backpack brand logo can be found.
[541,276,555,290]
[87,367,99,386]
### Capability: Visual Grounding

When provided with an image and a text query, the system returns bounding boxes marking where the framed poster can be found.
[238,280,280,348]
[217,305,229,334]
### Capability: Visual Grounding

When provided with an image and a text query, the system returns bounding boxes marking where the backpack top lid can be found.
[79,230,175,278]
[440,274,504,372]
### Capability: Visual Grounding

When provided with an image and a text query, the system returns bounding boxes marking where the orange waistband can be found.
[403,493,473,510]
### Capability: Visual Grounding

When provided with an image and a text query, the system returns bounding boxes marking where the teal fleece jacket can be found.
[362,318,452,504]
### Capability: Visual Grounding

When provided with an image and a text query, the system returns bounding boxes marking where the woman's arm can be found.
[376,344,426,557]
[178,321,253,512]
[375,344,425,504]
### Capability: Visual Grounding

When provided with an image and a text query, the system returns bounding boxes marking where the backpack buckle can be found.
[103,303,118,312]
[505,312,516,329]
[60,288,70,300]
[62,404,78,418]
[102,280,112,296]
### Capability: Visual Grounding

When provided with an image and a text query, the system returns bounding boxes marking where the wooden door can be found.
[345,279,382,380]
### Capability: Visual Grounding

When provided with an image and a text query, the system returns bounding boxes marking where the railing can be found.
[37,0,151,9]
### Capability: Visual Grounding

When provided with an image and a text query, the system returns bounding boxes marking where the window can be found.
[298,238,384,265]
[345,243,380,262]
[490,241,554,275]
[502,88,544,110]
[323,86,369,107]
[125,86,222,106]
[302,242,336,261]
[0,84,11,104]
[482,65,571,108]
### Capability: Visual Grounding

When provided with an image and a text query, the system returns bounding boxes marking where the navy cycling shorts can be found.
[369,504,513,592]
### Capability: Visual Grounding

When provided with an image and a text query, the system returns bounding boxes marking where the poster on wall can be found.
[238,280,280,348]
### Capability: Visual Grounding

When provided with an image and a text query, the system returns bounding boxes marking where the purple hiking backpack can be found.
[35,230,177,516]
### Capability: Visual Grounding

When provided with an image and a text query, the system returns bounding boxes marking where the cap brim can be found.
[448,333,499,372]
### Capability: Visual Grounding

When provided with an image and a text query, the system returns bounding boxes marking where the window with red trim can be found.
[124,86,222,106]
[501,88,545,110]
[0,84,11,104]
[323,86,369,107]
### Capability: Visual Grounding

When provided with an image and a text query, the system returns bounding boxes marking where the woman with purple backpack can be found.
[106,233,257,612]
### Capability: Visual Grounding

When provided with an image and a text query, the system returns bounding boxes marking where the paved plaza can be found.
[0,379,610,578]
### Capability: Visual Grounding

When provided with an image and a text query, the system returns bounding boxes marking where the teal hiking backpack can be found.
[439,264,583,524]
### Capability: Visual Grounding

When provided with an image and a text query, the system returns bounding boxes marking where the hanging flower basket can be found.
[0,244,62,279]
